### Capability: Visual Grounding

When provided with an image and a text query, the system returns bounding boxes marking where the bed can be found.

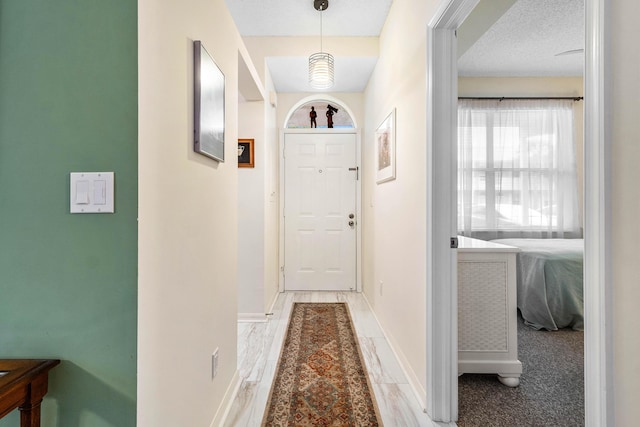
[490,239,584,331]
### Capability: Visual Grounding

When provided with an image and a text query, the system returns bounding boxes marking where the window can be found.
[458,99,580,239]
[286,100,354,129]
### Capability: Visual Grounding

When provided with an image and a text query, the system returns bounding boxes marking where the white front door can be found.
[283,132,357,291]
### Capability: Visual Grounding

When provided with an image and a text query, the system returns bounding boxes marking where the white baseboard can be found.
[361,292,428,412]
[266,289,280,315]
[238,312,268,322]
[210,369,242,427]
[238,290,281,323]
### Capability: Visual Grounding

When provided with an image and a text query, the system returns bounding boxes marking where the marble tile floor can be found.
[223,292,440,427]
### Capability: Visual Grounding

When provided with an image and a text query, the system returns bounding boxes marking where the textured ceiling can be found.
[225,0,585,93]
[459,0,584,77]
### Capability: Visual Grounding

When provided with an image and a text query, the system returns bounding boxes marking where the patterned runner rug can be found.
[262,302,383,426]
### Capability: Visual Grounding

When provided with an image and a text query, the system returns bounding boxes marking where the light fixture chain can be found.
[320,7,323,52]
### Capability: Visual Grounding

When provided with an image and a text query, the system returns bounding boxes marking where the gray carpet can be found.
[458,314,584,427]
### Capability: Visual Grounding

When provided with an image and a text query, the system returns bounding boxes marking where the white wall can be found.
[611,0,640,423]
[262,67,280,313]
[138,0,253,424]
[458,77,585,227]
[238,100,266,316]
[237,71,279,318]
[361,0,440,403]
[237,60,279,319]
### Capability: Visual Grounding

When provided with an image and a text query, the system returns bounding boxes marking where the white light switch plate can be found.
[70,172,114,213]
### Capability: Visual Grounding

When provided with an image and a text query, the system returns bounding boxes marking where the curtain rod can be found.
[458,96,583,101]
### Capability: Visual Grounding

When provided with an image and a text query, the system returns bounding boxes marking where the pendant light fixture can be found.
[309,0,334,89]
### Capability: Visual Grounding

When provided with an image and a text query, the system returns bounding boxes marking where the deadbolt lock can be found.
[349,213,355,219]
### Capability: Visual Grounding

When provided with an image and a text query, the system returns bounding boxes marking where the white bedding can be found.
[490,238,584,331]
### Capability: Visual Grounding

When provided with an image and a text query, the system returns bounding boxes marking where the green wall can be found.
[0,1,138,426]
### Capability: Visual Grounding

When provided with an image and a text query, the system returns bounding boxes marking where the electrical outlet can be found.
[212,348,219,379]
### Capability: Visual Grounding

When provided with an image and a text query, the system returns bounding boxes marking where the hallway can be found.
[224,292,435,426]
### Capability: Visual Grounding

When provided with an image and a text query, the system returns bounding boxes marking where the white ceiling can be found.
[225,0,393,37]
[225,0,391,93]
[265,56,379,93]
[224,0,584,93]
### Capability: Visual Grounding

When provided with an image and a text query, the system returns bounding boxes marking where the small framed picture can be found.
[238,139,254,168]
[376,108,396,183]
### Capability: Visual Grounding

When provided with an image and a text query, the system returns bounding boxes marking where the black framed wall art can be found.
[238,139,254,168]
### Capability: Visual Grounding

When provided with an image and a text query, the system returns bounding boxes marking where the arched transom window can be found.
[286,100,355,129]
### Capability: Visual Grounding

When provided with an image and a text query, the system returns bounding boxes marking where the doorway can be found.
[456,2,585,423]
[426,0,611,424]
[281,130,360,291]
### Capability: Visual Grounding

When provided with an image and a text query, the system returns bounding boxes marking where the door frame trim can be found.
[426,0,612,423]
[425,0,479,420]
[279,128,362,293]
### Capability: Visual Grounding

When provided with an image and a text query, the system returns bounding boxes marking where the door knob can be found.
[348,220,355,227]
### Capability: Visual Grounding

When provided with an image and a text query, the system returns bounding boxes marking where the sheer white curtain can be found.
[458,99,580,240]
